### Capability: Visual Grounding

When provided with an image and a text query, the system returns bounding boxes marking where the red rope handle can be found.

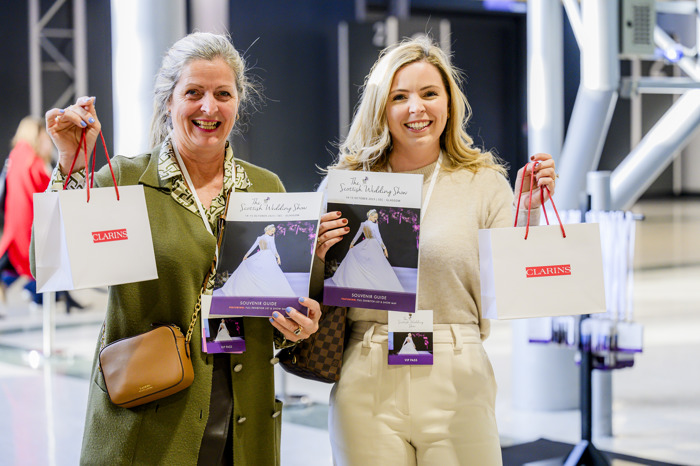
[84,130,90,202]
[513,161,566,239]
[99,131,120,200]
[61,129,119,201]
[540,185,550,225]
[544,186,566,238]
[63,130,86,191]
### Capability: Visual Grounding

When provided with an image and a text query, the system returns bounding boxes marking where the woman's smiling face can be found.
[386,60,449,158]
[168,57,239,158]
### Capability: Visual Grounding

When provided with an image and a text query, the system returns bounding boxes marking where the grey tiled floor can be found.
[0,199,698,466]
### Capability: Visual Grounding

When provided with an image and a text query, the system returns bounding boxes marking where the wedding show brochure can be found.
[323,169,423,312]
[210,192,323,317]
[201,295,246,354]
[388,310,433,365]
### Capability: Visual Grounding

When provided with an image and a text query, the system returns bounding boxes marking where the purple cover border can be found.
[210,296,307,317]
[388,354,433,365]
[324,286,416,312]
[205,340,246,353]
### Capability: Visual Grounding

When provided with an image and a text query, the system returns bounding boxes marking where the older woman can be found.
[315,37,555,465]
[36,32,321,465]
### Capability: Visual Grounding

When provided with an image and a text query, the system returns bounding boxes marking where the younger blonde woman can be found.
[315,37,556,465]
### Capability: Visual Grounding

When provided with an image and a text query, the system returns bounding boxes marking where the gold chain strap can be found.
[185,263,214,344]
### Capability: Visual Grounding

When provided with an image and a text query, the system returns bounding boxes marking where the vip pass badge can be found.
[200,294,246,354]
[388,310,434,365]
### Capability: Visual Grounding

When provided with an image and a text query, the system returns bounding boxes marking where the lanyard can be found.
[388,152,442,222]
[171,138,233,258]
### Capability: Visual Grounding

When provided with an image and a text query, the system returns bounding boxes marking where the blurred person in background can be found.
[0,116,52,314]
[0,116,83,315]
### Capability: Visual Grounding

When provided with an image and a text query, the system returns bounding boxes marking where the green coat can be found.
[34,148,286,465]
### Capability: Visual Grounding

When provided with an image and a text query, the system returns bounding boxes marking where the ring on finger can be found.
[293,324,303,336]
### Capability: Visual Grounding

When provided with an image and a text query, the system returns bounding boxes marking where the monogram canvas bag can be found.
[277,304,347,383]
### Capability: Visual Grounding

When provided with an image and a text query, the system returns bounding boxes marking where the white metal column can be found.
[190,0,229,35]
[110,0,186,156]
[556,0,620,211]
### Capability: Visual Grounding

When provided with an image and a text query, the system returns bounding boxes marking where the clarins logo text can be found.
[92,229,128,243]
[526,264,571,278]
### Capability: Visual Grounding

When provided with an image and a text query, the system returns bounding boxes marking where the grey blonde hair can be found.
[367,209,378,218]
[264,224,276,233]
[149,32,256,149]
[331,36,506,175]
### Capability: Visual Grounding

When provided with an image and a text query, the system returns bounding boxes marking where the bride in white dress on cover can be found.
[398,333,418,354]
[214,319,233,341]
[216,225,296,297]
[328,209,404,292]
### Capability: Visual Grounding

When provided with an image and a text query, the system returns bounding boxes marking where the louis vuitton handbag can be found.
[277,304,347,383]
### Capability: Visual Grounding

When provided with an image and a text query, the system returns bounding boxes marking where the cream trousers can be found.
[329,322,502,466]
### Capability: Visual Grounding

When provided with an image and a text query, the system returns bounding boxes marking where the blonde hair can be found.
[331,36,506,176]
[11,116,45,153]
[149,32,258,149]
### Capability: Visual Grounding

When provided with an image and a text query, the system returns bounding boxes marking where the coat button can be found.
[269,357,279,365]
[233,364,243,372]
[272,411,281,418]
[237,416,247,424]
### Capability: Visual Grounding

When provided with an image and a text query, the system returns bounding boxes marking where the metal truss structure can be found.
[28,0,87,118]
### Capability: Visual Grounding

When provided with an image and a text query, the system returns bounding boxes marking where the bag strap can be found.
[184,189,233,355]
[63,129,119,202]
[513,161,566,240]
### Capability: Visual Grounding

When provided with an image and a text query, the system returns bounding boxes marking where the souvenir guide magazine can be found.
[323,170,423,312]
[210,192,323,317]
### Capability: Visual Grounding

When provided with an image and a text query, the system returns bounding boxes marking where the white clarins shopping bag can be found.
[478,222,606,320]
[33,184,158,292]
[478,161,606,320]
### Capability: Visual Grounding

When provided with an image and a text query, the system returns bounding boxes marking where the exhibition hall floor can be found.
[0,199,698,466]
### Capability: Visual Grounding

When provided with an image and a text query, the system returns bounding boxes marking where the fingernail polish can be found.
[344,227,350,232]
[298,297,305,303]
[88,117,95,124]
[80,120,87,127]
[272,312,279,318]
[342,219,348,224]
[269,317,274,323]
[285,307,292,314]
[58,108,65,114]
[336,211,342,216]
